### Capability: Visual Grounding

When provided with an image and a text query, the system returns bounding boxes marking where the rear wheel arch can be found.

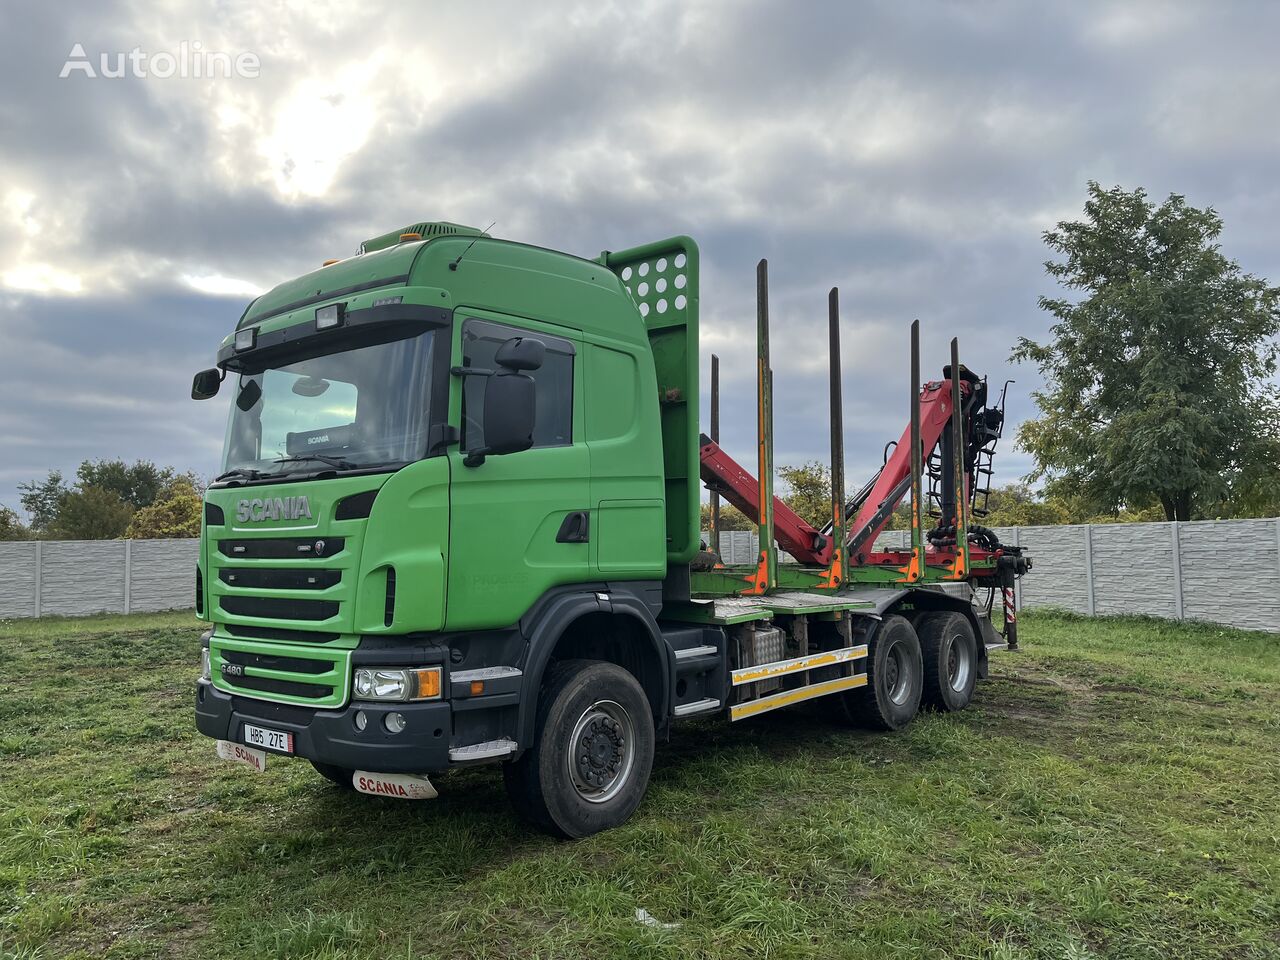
[893,589,991,679]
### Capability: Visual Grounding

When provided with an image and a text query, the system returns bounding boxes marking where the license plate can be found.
[216,739,267,772]
[243,723,294,754]
[353,770,438,800]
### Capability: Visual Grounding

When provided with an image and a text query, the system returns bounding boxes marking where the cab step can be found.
[449,737,517,761]
[673,697,721,717]
[675,644,718,660]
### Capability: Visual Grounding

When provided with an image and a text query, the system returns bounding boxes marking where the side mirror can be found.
[465,373,536,467]
[191,368,223,400]
[494,337,545,372]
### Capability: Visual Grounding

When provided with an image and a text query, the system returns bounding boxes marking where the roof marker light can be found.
[322,258,339,266]
[399,232,422,242]
[315,303,345,330]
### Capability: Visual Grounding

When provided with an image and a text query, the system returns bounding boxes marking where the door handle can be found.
[556,511,590,543]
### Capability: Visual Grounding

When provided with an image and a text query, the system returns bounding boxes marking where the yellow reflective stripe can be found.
[731,644,868,686]
[730,673,867,721]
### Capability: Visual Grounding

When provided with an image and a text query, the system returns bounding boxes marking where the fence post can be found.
[1083,524,1095,616]
[32,541,43,618]
[123,540,132,615]
[1170,522,1184,620]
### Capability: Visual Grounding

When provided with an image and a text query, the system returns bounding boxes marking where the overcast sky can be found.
[2,0,1278,517]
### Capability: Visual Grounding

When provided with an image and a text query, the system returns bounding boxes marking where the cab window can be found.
[460,318,575,452]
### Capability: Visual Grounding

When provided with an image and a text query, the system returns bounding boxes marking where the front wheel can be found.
[504,660,655,838]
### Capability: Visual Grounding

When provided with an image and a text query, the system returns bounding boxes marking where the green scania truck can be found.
[192,222,1028,836]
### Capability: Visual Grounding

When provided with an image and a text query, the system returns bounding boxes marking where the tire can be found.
[310,760,355,790]
[503,659,655,838]
[917,611,978,712]
[843,614,923,731]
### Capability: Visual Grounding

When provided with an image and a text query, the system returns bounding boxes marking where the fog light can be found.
[354,710,368,732]
[234,327,256,351]
[384,712,407,734]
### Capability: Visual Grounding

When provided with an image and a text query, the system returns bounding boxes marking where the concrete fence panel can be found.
[1016,526,1091,614]
[131,540,199,612]
[0,538,199,620]
[1177,519,1280,633]
[40,540,127,617]
[1090,523,1179,619]
[0,541,38,618]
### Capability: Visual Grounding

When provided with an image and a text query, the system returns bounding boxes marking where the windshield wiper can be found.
[272,454,359,471]
[213,467,265,483]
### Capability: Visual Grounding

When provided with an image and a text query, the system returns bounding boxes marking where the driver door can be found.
[445,312,590,631]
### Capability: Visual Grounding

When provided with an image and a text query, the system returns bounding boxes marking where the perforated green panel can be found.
[598,237,700,565]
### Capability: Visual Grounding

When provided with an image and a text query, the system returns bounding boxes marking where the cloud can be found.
[0,0,1278,515]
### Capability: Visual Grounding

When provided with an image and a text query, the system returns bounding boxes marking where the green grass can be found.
[1,609,1277,959]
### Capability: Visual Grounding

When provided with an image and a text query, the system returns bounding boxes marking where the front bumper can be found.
[195,680,453,774]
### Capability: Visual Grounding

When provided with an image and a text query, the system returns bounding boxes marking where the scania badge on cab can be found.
[191,222,1029,837]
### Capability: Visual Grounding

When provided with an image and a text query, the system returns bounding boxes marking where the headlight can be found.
[352,667,441,702]
[200,647,211,682]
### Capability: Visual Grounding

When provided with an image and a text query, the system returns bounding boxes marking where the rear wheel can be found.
[843,614,923,730]
[504,659,655,838]
[310,760,355,790]
[917,611,977,711]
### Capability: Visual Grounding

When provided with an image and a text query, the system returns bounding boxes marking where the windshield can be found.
[220,327,442,478]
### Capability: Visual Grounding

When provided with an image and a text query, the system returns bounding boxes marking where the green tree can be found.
[17,471,68,534]
[49,486,135,540]
[1014,182,1280,521]
[126,480,202,539]
[977,484,1073,527]
[699,460,835,540]
[0,505,31,540]
[777,461,832,530]
[76,459,199,509]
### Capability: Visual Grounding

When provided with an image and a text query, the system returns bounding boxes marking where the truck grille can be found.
[219,596,339,621]
[225,624,341,644]
[211,635,350,708]
[219,537,345,559]
[221,649,332,674]
[218,568,341,590]
[221,673,333,699]
[209,522,360,698]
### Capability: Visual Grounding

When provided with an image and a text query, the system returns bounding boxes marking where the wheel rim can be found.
[885,640,915,706]
[566,699,635,804]
[947,633,973,693]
